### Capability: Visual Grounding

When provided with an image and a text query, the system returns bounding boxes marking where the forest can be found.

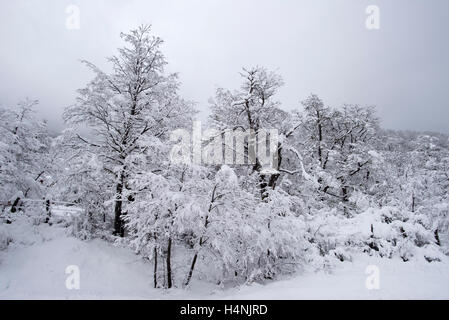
[1,25,448,290]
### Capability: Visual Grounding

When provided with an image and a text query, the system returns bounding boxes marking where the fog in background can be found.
[1,0,448,134]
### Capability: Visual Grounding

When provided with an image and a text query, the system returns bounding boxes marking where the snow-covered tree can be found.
[209,66,290,199]
[64,25,194,236]
[290,95,380,215]
[0,99,51,221]
[49,128,112,237]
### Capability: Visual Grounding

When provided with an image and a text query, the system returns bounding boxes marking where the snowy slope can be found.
[218,256,449,300]
[1,219,449,300]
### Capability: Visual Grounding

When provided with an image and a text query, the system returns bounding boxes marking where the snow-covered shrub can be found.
[248,189,309,281]
[0,100,51,207]
[69,211,98,240]
[124,164,311,287]
[307,206,443,263]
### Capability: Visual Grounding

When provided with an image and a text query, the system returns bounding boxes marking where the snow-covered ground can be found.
[1,218,449,300]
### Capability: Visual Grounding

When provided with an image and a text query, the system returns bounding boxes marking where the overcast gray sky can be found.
[1,0,448,133]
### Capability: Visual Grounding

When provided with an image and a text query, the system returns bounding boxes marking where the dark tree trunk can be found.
[185,232,207,287]
[259,175,268,200]
[435,229,441,246]
[342,186,348,202]
[10,197,21,213]
[153,247,158,288]
[44,199,51,223]
[184,252,198,287]
[342,186,349,217]
[113,171,125,237]
[166,237,172,288]
[113,184,123,236]
[267,142,282,190]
